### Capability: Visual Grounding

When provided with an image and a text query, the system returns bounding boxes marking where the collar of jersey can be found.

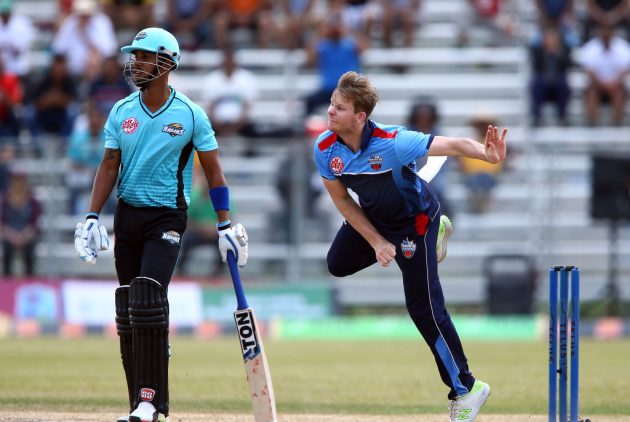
[138,86,176,119]
[336,120,375,154]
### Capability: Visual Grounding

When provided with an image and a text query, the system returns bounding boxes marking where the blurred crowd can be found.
[0,0,629,153]
[0,0,630,276]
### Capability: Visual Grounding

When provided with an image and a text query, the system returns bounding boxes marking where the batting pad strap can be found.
[209,186,230,212]
[129,277,169,329]
[115,286,131,335]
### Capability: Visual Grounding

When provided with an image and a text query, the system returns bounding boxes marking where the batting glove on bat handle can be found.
[218,223,248,268]
[74,216,110,264]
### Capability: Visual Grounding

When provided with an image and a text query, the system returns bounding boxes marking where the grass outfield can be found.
[0,337,628,420]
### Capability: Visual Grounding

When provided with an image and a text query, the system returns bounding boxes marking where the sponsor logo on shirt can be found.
[368,154,383,171]
[161,230,181,245]
[122,117,139,134]
[329,156,345,175]
[162,123,185,137]
[401,238,416,259]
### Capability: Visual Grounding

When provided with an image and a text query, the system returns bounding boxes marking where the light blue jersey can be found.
[104,88,217,209]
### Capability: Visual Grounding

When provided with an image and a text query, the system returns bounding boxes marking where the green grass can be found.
[0,337,628,415]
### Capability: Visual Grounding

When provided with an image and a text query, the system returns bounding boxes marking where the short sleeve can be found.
[103,107,120,150]
[313,142,335,180]
[193,106,218,152]
[394,129,434,164]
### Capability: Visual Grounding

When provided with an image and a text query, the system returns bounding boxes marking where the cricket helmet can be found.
[121,28,180,87]
[121,27,180,68]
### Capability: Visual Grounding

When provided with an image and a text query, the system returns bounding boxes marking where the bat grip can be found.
[227,251,249,310]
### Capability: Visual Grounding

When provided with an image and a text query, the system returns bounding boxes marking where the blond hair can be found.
[334,71,379,117]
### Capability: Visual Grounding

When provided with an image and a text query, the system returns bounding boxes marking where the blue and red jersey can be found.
[313,120,437,230]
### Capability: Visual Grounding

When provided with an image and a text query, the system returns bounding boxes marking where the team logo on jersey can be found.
[401,238,416,259]
[135,31,147,41]
[122,117,139,134]
[368,154,383,171]
[161,230,181,245]
[162,123,185,137]
[329,156,345,175]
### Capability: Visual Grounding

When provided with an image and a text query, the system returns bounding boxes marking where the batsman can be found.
[73,28,248,422]
[314,72,507,422]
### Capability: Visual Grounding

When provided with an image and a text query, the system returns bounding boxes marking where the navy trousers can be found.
[327,210,475,399]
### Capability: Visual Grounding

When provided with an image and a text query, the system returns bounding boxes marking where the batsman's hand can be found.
[74,216,110,264]
[218,223,248,268]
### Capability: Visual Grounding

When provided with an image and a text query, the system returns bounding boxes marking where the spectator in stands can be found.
[27,55,78,150]
[213,0,275,49]
[582,0,630,42]
[27,55,77,129]
[0,56,22,141]
[52,0,117,83]
[0,0,35,78]
[102,0,155,31]
[0,171,41,276]
[578,24,630,126]
[201,47,258,138]
[329,0,375,40]
[65,102,108,215]
[380,0,421,48]
[0,142,15,194]
[176,163,224,277]
[55,0,74,29]
[304,12,366,117]
[457,0,518,47]
[533,0,579,48]
[164,0,216,50]
[457,113,504,214]
[529,25,572,127]
[277,0,319,50]
[407,98,453,218]
[87,56,133,116]
[200,47,293,155]
[270,115,326,243]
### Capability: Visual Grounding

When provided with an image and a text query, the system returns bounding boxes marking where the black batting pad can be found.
[115,286,135,412]
[129,277,170,416]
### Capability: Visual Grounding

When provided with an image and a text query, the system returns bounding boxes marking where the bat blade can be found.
[234,307,277,422]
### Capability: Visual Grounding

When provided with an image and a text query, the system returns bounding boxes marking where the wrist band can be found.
[209,186,230,212]
[86,212,99,220]
[216,219,231,230]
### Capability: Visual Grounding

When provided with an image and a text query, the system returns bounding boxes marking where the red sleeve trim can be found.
[372,127,397,139]
[318,133,337,151]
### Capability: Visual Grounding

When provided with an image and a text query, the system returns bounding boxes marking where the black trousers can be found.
[327,210,475,400]
[113,200,187,288]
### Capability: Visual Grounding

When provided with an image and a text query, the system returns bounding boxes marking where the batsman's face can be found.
[327,92,359,133]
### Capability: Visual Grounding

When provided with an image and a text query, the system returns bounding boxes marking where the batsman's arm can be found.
[198,149,230,224]
[322,177,396,266]
[88,148,120,214]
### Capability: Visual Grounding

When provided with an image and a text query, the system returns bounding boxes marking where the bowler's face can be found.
[327,92,357,133]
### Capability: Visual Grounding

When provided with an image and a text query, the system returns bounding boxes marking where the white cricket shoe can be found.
[116,416,129,422]
[448,380,491,422]
[437,215,453,263]
[128,402,168,422]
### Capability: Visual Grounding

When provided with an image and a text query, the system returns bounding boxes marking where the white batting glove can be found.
[218,223,248,268]
[74,216,110,264]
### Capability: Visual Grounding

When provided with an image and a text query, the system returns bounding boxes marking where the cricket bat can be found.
[226,251,277,422]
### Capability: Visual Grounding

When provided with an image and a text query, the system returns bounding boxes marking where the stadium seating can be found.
[8,0,629,310]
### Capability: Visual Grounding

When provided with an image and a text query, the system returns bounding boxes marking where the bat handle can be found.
[227,251,249,310]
